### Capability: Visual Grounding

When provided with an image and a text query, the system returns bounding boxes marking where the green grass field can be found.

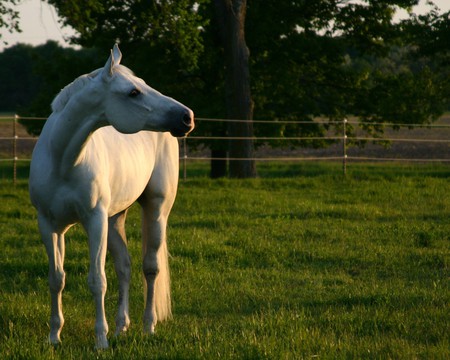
[0,162,449,359]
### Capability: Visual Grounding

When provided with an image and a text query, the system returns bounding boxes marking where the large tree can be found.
[46,0,258,178]
[8,0,448,177]
[214,0,256,178]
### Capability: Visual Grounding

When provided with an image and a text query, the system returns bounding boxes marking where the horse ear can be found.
[112,44,122,65]
[102,44,122,79]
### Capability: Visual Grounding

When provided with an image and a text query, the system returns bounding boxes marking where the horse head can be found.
[99,44,194,137]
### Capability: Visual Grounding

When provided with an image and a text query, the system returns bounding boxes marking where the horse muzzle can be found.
[170,108,195,137]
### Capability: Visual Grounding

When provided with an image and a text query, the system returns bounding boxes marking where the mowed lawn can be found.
[0,163,448,359]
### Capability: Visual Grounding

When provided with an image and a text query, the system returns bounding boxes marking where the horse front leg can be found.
[84,209,109,349]
[107,210,131,336]
[38,213,66,346]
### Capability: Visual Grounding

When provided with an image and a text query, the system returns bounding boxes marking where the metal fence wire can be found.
[1,115,449,183]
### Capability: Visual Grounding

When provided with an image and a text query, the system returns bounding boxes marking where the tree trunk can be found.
[210,149,228,178]
[214,0,256,178]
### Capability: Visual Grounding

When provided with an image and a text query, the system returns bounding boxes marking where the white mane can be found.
[51,66,137,113]
[51,69,102,113]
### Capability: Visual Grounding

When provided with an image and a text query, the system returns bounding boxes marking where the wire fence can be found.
[183,116,450,177]
[1,114,449,183]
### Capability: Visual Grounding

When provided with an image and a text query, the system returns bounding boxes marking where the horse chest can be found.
[37,183,89,228]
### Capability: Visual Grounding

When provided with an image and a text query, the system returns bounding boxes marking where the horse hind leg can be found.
[38,213,66,346]
[107,210,131,336]
[140,196,172,334]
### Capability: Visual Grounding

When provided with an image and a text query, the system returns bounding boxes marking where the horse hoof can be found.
[114,325,129,337]
[48,334,61,347]
[95,335,109,350]
[143,323,155,335]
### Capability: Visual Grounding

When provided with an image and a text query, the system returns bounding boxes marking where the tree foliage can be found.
[1,0,449,176]
[0,0,21,46]
[0,41,103,135]
[0,44,37,111]
[46,0,206,71]
[41,0,450,126]
[245,1,449,136]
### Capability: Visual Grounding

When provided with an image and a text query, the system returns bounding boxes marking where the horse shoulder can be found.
[89,129,159,214]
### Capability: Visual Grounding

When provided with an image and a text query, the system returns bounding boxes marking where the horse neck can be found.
[46,100,106,176]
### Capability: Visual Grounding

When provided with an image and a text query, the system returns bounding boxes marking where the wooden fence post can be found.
[343,118,347,176]
[183,137,187,181]
[13,114,18,186]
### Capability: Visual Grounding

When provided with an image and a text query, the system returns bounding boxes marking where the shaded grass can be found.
[0,163,449,359]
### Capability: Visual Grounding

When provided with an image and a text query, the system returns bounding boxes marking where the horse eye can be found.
[129,89,141,97]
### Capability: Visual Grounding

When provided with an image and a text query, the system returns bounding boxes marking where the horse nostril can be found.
[183,110,194,126]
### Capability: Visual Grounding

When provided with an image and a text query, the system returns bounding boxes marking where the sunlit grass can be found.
[0,163,448,359]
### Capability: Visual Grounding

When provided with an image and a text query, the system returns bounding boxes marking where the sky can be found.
[1,0,450,52]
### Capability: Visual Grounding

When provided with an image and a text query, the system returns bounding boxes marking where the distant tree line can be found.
[0,0,449,177]
[0,42,103,133]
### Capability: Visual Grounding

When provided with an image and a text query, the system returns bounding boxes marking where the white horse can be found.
[29,44,194,349]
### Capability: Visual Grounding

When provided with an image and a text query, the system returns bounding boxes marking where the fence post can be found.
[342,118,347,176]
[183,137,187,181]
[13,114,18,186]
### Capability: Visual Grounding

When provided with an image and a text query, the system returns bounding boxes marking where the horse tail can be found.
[154,237,172,321]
